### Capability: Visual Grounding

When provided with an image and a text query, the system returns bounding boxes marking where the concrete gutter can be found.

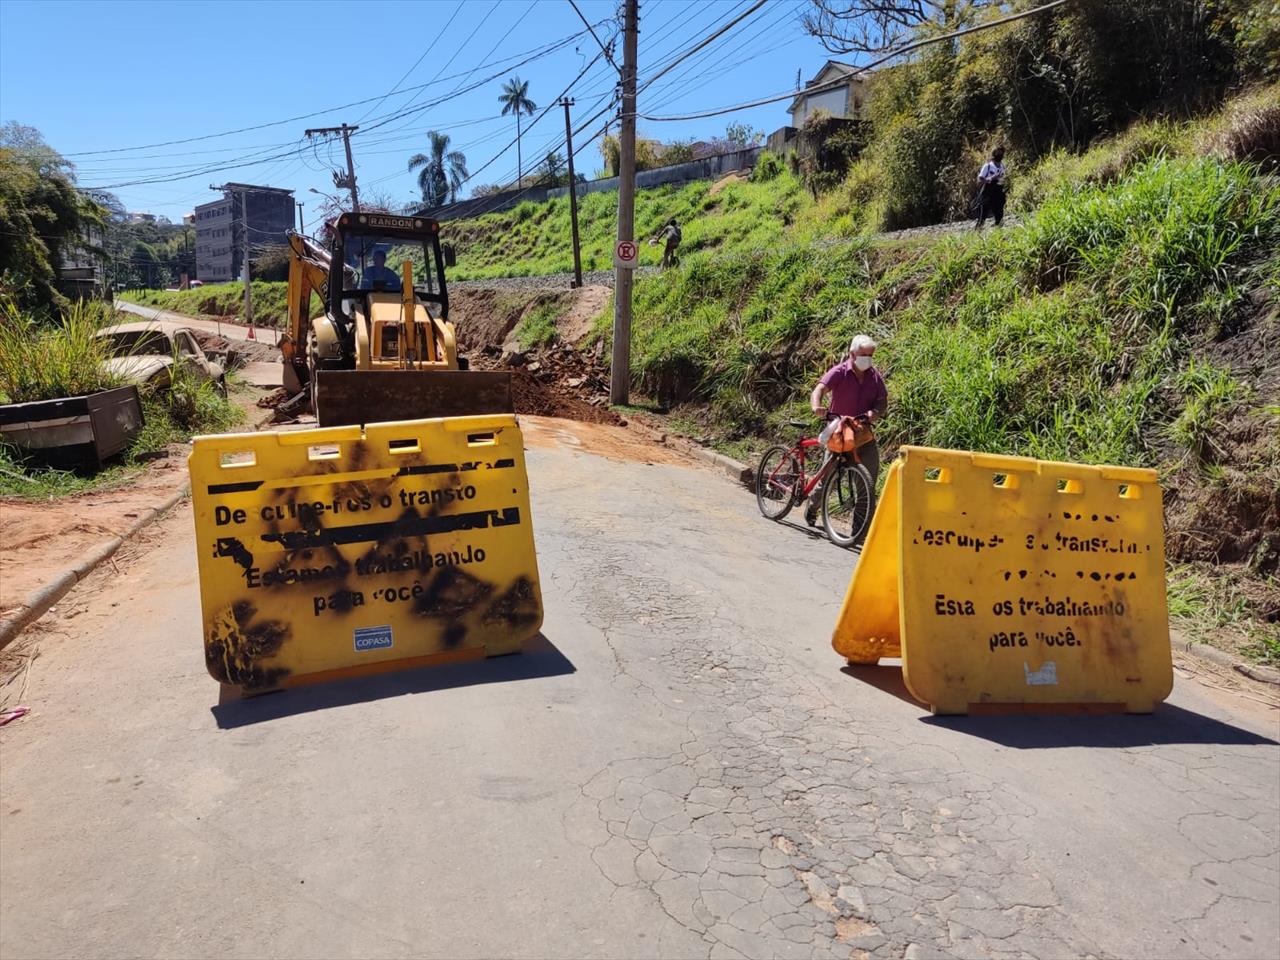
[1175,633,1280,685]
[0,485,190,650]
[688,445,754,489]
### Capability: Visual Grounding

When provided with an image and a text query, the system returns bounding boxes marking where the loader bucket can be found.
[314,370,515,427]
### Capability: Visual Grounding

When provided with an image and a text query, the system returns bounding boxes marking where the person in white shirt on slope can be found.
[974,146,1007,230]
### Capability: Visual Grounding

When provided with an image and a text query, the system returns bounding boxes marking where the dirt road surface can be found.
[2,433,1277,960]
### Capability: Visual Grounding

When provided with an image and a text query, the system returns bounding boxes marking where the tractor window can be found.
[342,234,436,295]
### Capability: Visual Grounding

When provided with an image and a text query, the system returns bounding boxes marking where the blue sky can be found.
[0,0,832,227]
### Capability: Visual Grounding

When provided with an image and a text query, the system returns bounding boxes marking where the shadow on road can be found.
[840,662,925,706]
[842,663,1278,747]
[925,703,1279,748]
[209,632,574,729]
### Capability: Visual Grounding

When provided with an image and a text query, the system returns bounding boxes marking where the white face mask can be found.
[853,355,873,371]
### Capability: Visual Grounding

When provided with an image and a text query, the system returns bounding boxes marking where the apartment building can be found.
[193,183,295,284]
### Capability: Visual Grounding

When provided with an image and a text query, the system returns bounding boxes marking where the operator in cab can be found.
[360,249,401,291]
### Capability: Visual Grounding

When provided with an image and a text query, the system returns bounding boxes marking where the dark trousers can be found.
[662,239,679,268]
[976,183,1006,227]
[808,439,880,516]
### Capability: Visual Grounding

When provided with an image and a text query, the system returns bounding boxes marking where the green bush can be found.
[751,151,785,183]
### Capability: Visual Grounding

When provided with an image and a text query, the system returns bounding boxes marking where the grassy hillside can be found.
[444,171,807,280]
[445,90,1280,663]
[122,281,294,328]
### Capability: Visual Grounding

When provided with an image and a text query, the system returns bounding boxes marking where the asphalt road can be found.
[2,432,1277,960]
[115,298,281,345]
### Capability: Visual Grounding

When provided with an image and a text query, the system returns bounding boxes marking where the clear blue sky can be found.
[0,0,831,227]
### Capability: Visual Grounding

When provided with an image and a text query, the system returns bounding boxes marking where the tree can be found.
[408,130,469,208]
[600,134,662,176]
[537,151,567,187]
[498,76,537,186]
[0,123,103,310]
[724,122,765,148]
[802,0,994,55]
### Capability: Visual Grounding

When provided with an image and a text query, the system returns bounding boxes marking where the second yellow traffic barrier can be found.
[189,414,542,692]
[833,446,1172,714]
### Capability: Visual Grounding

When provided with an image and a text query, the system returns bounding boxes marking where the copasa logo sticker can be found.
[354,625,394,651]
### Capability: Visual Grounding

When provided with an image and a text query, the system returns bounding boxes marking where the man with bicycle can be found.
[804,334,887,525]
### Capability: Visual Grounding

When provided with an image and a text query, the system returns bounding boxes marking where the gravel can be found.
[449,267,657,292]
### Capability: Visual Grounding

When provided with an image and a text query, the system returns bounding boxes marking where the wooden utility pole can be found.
[305,123,360,212]
[561,97,583,289]
[610,0,639,405]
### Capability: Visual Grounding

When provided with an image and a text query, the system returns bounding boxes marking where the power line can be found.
[639,0,768,92]
[354,0,466,123]
[568,0,620,72]
[636,0,1075,121]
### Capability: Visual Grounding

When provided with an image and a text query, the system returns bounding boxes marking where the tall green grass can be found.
[0,298,123,404]
[617,156,1279,473]
[443,172,807,280]
[0,299,243,498]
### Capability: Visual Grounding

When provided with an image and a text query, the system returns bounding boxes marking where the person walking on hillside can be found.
[804,334,887,526]
[974,146,1007,230]
[650,218,682,269]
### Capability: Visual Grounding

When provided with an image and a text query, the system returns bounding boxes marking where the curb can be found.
[0,485,190,650]
[1175,635,1280,686]
[689,445,754,489]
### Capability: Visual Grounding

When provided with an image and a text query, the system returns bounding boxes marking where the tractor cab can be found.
[327,213,458,368]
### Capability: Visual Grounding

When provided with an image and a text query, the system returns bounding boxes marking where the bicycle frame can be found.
[761,435,841,502]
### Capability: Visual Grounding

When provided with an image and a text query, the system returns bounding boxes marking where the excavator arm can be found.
[280,232,331,395]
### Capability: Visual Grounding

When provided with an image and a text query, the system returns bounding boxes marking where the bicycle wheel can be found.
[755,445,802,521]
[822,459,876,548]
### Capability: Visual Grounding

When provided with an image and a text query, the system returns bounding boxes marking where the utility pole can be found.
[305,123,360,212]
[296,200,305,234]
[561,97,583,289]
[610,0,639,405]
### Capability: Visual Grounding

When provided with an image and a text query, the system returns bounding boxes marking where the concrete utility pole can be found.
[562,97,584,289]
[296,201,305,234]
[610,0,639,405]
[305,123,360,212]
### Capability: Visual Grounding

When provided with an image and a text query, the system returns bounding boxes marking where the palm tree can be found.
[498,76,536,186]
[407,131,468,208]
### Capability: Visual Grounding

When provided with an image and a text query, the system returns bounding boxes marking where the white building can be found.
[787,61,869,127]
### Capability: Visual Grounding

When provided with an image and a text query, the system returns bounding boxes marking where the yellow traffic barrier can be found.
[189,414,542,692]
[833,446,1172,714]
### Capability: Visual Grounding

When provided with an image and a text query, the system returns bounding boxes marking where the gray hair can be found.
[848,334,877,353]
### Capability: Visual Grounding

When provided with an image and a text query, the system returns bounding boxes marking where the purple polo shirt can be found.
[820,360,887,419]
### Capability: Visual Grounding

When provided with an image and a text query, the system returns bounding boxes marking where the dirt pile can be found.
[473,340,619,425]
[188,330,279,367]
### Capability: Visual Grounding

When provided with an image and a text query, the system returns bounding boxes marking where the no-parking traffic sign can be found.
[613,239,638,269]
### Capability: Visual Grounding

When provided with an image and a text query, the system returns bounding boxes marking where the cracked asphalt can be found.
[2,432,1277,959]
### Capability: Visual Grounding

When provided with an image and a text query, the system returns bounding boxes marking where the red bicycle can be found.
[754,417,876,548]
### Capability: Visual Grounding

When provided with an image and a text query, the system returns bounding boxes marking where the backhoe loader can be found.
[278,211,511,425]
